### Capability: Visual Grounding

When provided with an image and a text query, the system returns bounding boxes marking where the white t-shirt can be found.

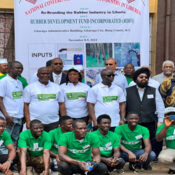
[24,81,64,124]
[0,75,24,118]
[87,83,126,127]
[60,82,90,118]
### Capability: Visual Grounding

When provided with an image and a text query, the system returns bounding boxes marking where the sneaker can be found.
[168,169,175,174]
[143,164,152,170]
[51,165,59,172]
[113,168,124,174]
[129,163,142,173]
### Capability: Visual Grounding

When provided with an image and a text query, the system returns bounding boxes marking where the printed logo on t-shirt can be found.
[37,94,56,101]
[12,91,23,99]
[122,140,140,145]
[166,135,175,140]
[103,96,118,103]
[0,140,4,147]
[82,144,90,149]
[173,129,175,135]
[33,143,39,150]
[135,135,142,140]
[105,142,112,147]
[66,92,86,100]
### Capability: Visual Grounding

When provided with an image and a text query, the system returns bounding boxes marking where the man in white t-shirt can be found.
[87,68,126,131]
[24,67,66,132]
[95,58,128,92]
[0,61,24,146]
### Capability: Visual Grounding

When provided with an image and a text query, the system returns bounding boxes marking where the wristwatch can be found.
[121,118,126,122]
[7,160,13,164]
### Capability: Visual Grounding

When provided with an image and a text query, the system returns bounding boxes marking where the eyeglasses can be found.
[54,63,63,65]
[106,74,115,77]
[105,63,113,66]
[138,76,148,79]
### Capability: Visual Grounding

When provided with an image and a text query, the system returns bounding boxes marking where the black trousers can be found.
[0,154,8,164]
[43,121,59,132]
[58,161,108,175]
[139,121,163,157]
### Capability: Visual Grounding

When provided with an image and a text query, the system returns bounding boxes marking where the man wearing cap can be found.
[0,58,8,78]
[87,68,126,131]
[126,67,165,157]
[95,58,128,92]
[156,107,175,174]
[24,67,66,132]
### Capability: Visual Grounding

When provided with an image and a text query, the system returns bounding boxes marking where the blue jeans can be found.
[6,117,23,146]
[120,149,156,167]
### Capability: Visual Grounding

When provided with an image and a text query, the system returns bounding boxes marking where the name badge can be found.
[33,143,39,150]
[147,94,154,99]
[135,135,142,140]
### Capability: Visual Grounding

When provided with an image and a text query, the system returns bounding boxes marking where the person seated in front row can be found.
[0,117,16,175]
[49,116,73,172]
[156,107,175,174]
[115,113,156,172]
[92,114,125,174]
[58,119,108,175]
[18,119,51,175]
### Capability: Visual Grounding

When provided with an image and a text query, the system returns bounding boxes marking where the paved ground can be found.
[11,162,170,175]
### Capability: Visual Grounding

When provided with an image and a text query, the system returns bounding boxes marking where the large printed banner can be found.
[15,0,149,85]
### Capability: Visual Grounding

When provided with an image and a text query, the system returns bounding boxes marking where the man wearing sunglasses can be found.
[50,58,67,85]
[126,67,165,160]
[87,68,126,131]
[95,58,128,92]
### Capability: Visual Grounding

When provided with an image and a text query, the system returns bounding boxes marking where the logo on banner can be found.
[25,0,37,4]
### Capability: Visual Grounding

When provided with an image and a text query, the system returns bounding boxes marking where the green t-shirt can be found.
[49,127,65,154]
[156,123,175,149]
[18,130,51,157]
[0,74,28,89]
[17,76,28,88]
[115,124,149,151]
[0,130,13,148]
[125,76,133,85]
[59,132,99,161]
[92,129,120,157]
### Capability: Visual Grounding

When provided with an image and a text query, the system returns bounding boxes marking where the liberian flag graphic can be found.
[25,0,37,4]
[127,0,135,3]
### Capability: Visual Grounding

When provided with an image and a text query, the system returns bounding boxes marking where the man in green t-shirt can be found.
[156,107,175,174]
[49,116,72,171]
[0,117,16,175]
[58,119,108,175]
[124,63,135,85]
[92,114,125,174]
[115,113,156,171]
[18,120,51,175]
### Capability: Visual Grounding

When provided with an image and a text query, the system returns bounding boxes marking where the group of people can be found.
[0,57,175,175]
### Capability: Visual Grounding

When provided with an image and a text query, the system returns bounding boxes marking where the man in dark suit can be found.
[126,67,165,160]
[50,58,67,85]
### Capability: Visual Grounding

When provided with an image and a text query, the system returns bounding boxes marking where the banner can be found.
[15,0,149,85]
